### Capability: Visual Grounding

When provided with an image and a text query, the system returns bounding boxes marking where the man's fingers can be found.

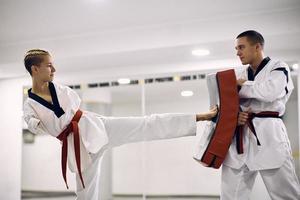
[240,115,248,120]
[238,118,247,125]
[239,112,248,118]
[238,111,249,125]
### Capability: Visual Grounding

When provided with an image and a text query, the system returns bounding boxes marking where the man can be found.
[221,30,300,199]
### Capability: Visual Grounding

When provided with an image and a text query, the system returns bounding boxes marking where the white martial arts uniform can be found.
[221,57,300,200]
[23,82,197,200]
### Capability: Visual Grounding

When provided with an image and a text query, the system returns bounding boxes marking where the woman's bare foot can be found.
[196,106,218,121]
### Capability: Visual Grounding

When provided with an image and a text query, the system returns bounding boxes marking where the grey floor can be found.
[22,194,219,200]
[22,191,219,200]
[23,198,219,200]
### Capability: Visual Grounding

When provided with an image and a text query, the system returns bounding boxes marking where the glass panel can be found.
[109,83,143,200]
[142,78,221,198]
[284,75,299,180]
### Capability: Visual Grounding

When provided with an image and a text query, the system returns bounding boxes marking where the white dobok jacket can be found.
[224,57,294,170]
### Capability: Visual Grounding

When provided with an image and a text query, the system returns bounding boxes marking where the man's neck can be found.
[250,54,265,73]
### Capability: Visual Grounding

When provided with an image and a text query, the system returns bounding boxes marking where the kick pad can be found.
[194,69,239,168]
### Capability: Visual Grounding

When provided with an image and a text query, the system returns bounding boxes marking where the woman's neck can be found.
[32,79,49,94]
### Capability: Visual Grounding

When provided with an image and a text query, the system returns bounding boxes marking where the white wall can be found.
[22,134,77,191]
[0,78,26,200]
[287,75,299,179]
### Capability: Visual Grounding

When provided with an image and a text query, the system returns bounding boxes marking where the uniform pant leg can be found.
[75,150,105,200]
[221,164,258,200]
[259,156,300,200]
[103,114,197,148]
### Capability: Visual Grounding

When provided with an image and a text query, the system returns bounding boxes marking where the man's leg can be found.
[221,164,257,200]
[260,156,300,200]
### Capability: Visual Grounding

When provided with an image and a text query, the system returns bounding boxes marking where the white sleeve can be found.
[54,82,82,106]
[239,63,290,103]
[102,113,197,147]
[23,101,47,135]
[65,85,82,106]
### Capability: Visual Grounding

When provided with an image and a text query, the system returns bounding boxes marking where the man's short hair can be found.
[236,30,265,48]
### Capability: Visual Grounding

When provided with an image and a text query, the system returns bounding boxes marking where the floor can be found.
[23,198,219,200]
[22,191,220,200]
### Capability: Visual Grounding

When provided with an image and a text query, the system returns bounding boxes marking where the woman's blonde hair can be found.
[24,49,50,75]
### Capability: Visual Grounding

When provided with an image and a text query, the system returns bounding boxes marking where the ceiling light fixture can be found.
[118,78,130,85]
[181,90,194,97]
[192,49,210,56]
[292,63,299,71]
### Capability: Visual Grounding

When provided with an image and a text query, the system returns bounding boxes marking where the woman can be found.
[23,49,218,200]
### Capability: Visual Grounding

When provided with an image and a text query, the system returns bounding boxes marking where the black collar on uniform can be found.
[28,82,65,118]
[247,57,271,81]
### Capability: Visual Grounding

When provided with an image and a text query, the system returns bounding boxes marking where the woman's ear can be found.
[31,65,38,75]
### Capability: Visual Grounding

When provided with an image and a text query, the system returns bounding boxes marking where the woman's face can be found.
[33,55,56,82]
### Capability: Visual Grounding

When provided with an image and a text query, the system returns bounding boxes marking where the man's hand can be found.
[238,111,248,126]
[237,79,246,86]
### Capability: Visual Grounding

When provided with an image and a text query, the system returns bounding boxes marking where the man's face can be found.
[235,37,257,65]
[33,55,56,82]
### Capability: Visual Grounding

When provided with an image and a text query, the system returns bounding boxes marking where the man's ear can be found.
[255,43,262,51]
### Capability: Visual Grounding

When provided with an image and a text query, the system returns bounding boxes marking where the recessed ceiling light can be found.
[181,90,194,97]
[174,75,180,81]
[192,49,210,56]
[23,88,28,95]
[292,63,299,71]
[118,78,130,84]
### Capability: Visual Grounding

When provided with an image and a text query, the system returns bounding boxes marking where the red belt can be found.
[56,109,85,189]
[235,111,281,154]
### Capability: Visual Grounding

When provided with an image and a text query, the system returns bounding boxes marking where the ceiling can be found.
[1,0,300,82]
